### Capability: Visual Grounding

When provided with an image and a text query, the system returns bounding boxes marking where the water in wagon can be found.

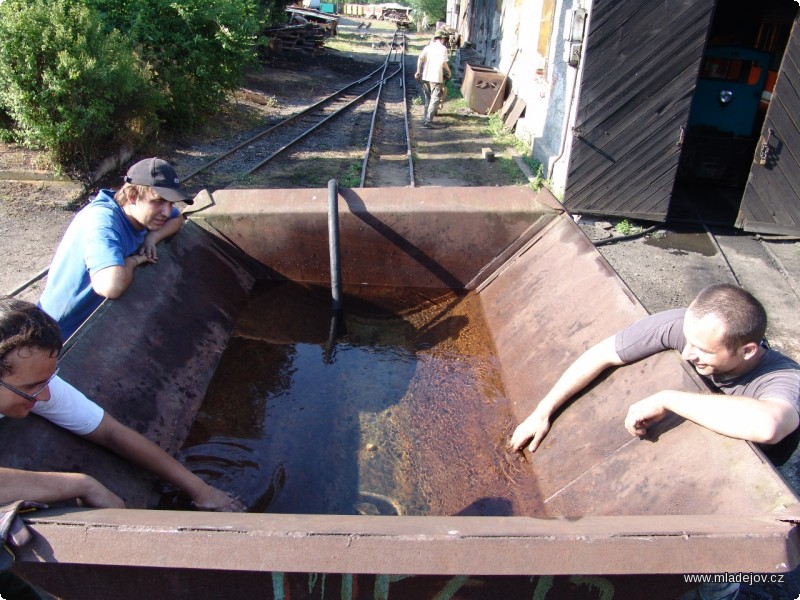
[161,280,544,516]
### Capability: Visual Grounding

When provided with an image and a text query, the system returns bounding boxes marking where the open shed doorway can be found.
[669,0,799,227]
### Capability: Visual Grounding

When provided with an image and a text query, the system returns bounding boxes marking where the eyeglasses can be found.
[0,368,59,403]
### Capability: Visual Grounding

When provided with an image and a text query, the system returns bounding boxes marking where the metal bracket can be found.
[758,128,775,166]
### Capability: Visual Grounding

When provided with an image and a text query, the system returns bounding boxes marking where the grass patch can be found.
[339,161,363,187]
[486,112,517,146]
[614,219,644,236]
[444,76,463,103]
[497,157,529,185]
[448,97,468,111]
[484,113,553,191]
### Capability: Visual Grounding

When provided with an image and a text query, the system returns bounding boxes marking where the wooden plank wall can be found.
[564,0,714,221]
[737,18,800,235]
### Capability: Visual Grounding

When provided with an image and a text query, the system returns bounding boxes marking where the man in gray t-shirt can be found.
[510,283,800,455]
[509,283,800,600]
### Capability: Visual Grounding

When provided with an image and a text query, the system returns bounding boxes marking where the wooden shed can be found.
[451,0,800,234]
[563,0,800,234]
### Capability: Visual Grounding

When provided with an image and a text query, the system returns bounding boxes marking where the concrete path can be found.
[581,219,800,364]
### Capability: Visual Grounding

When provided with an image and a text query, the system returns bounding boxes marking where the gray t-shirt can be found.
[615,308,800,415]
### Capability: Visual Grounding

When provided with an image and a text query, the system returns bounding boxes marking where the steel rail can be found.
[181,64,388,184]
[402,35,415,187]
[5,267,48,297]
[240,65,402,178]
[359,30,407,188]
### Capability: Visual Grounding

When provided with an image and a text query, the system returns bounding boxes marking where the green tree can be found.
[407,0,446,26]
[90,0,263,126]
[0,0,157,168]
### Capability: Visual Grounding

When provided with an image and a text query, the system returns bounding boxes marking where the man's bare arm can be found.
[0,467,124,508]
[91,215,182,297]
[625,390,800,444]
[83,413,243,511]
[415,48,427,79]
[510,335,625,452]
[90,254,149,299]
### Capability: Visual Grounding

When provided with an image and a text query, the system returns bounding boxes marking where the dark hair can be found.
[0,297,62,377]
[688,283,767,350]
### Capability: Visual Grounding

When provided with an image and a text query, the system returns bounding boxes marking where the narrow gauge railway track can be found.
[359,32,415,187]
[182,30,408,193]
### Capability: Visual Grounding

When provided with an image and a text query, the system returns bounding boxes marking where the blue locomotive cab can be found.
[688,46,771,137]
[678,46,772,186]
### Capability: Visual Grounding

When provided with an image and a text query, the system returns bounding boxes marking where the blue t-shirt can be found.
[38,190,156,340]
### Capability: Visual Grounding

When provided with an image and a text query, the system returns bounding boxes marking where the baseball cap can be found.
[434,29,446,38]
[124,158,193,204]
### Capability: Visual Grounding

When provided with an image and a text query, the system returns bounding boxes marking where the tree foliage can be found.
[0,0,264,170]
[0,0,156,168]
[407,0,446,26]
[89,0,263,126]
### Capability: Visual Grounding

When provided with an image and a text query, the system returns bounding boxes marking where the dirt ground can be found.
[0,22,525,299]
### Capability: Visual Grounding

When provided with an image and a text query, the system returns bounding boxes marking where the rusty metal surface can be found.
[3,186,799,590]
[189,186,559,288]
[16,508,799,575]
[0,222,255,507]
[477,215,798,518]
[14,564,697,600]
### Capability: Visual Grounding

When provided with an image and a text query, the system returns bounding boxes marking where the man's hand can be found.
[414,72,421,80]
[137,213,182,262]
[624,394,669,437]
[191,485,246,512]
[510,409,552,453]
[138,232,163,262]
[86,414,249,512]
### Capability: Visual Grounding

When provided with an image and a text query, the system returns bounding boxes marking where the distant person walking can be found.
[415,31,452,128]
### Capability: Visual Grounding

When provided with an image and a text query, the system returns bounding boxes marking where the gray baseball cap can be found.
[124,157,193,204]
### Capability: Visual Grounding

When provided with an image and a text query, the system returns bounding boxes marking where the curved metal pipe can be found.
[327,178,342,312]
[592,225,660,247]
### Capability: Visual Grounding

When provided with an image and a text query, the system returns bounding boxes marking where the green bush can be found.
[407,0,445,25]
[91,0,263,126]
[0,0,157,169]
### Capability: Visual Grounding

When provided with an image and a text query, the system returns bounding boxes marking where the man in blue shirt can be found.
[39,158,193,340]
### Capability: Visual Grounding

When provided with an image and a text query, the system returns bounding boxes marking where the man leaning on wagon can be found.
[0,296,243,511]
[38,158,191,341]
[510,283,800,600]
